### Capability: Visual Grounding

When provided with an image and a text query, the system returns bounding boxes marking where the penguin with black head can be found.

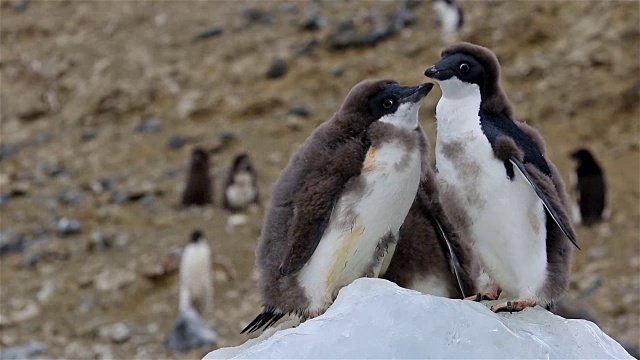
[223,153,260,212]
[424,42,579,313]
[242,79,434,333]
[569,148,609,226]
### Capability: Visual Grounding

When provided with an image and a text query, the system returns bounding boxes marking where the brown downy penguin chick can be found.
[424,42,578,313]
[222,153,260,211]
[382,135,477,299]
[242,79,434,333]
[181,148,213,206]
[569,148,609,226]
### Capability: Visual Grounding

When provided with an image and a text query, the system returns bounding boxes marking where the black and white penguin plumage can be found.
[424,42,579,313]
[222,153,260,212]
[570,148,609,226]
[179,230,213,316]
[242,79,434,333]
[432,0,464,34]
[382,133,477,299]
[165,230,216,353]
[181,148,214,207]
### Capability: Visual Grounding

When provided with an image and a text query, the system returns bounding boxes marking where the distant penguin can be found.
[432,0,464,34]
[223,153,260,211]
[382,163,478,299]
[179,230,213,316]
[570,148,608,226]
[182,148,214,207]
[242,79,434,333]
[166,230,216,353]
[424,42,579,313]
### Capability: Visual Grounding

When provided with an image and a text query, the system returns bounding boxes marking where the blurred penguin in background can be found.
[432,0,463,41]
[223,153,260,212]
[166,230,217,353]
[570,148,609,226]
[181,148,214,207]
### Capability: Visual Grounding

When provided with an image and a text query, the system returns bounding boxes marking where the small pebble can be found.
[192,26,224,42]
[134,118,162,133]
[59,188,82,206]
[266,57,288,79]
[0,144,18,161]
[0,231,27,256]
[167,135,186,150]
[56,217,81,236]
[288,105,311,118]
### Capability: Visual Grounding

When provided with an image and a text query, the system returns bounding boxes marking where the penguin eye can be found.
[459,62,471,73]
[382,98,395,109]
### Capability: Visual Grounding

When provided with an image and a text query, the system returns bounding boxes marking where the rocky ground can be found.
[0,1,638,359]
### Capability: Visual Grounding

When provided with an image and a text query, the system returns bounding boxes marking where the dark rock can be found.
[243,8,272,25]
[266,57,288,79]
[0,193,10,208]
[0,143,18,161]
[43,162,66,177]
[288,105,311,118]
[0,231,27,256]
[388,9,417,33]
[59,188,82,206]
[294,38,319,56]
[0,341,47,360]
[14,0,30,12]
[300,11,325,31]
[167,135,186,150]
[109,191,129,204]
[404,0,423,10]
[330,19,357,49]
[77,296,95,314]
[358,27,391,46]
[331,65,346,77]
[134,118,162,133]
[192,26,224,42]
[165,307,217,353]
[81,128,98,141]
[165,168,180,178]
[55,217,81,236]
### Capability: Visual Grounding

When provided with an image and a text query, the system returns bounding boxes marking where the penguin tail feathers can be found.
[240,305,285,334]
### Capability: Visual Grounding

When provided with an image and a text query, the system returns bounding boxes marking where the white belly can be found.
[434,88,548,301]
[297,141,422,315]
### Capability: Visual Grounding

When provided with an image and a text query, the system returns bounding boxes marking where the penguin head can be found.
[425,42,513,117]
[190,147,210,170]
[570,148,597,166]
[190,230,205,243]
[231,153,254,174]
[338,79,434,131]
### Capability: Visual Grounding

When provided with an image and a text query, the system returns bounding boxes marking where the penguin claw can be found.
[490,299,537,313]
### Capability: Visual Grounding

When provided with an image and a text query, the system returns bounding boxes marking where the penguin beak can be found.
[424,66,439,77]
[400,82,434,103]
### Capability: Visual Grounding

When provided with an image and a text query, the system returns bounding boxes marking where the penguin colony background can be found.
[2,0,636,358]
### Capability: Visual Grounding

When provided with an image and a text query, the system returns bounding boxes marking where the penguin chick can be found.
[425,42,578,313]
[242,79,434,333]
[570,148,608,226]
[182,148,214,206]
[382,153,478,299]
[179,230,213,317]
[432,0,464,34]
[223,152,260,211]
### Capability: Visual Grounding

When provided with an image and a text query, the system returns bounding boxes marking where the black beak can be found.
[424,66,439,78]
[400,82,434,103]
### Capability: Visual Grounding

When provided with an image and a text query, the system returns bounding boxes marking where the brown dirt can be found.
[0,1,638,358]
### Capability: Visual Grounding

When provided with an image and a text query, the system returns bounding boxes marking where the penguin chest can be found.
[297,141,422,315]
[225,172,257,208]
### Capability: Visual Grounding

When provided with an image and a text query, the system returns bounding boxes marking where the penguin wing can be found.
[278,135,371,276]
[509,157,580,249]
[480,111,579,249]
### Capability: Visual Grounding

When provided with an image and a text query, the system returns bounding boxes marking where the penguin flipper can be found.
[240,305,286,334]
[429,214,468,298]
[509,157,580,249]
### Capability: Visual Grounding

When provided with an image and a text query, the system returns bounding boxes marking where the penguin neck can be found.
[435,79,483,141]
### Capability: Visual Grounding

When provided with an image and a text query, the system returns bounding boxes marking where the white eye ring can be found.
[459,63,470,73]
[383,98,395,109]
